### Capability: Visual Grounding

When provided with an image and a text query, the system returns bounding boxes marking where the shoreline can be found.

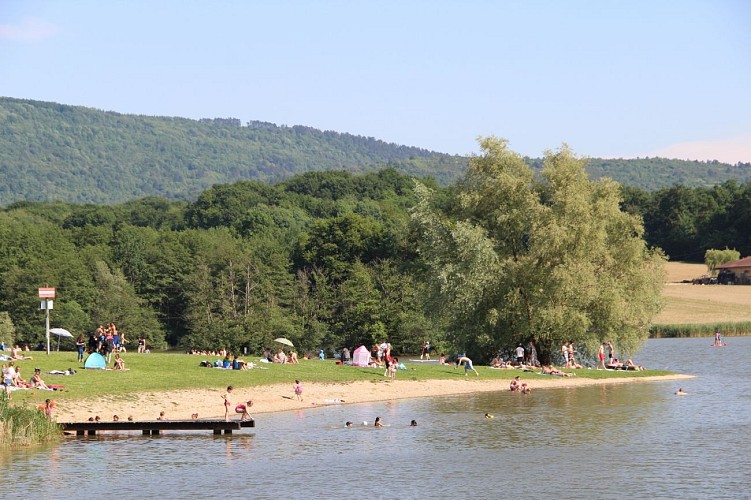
[54,374,694,423]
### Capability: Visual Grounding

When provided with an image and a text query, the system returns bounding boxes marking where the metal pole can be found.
[46,299,50,355]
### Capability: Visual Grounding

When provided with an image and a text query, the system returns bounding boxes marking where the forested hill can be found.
[2,96,751,206]
[0,97,465,205]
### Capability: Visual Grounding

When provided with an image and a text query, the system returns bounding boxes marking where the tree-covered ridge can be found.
[0,97,466,205]
[2,96,751,207]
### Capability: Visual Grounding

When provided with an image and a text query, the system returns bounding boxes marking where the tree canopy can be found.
[411,138,666,362]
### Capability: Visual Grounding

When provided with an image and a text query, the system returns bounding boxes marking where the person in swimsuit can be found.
[374,417,383,427]
[235,400,254,421]
[597,343,606,370]
[293,380,303,401]
[223,385,233,421]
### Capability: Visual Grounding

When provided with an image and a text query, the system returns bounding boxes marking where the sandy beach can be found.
[54,374,693,422]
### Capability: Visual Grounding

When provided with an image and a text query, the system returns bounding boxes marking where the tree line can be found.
[1,159,749,361]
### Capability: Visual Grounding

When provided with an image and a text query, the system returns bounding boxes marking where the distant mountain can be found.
[1,97,749,206]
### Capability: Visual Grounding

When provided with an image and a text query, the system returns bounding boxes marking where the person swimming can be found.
[410,420,417,426]
[345,421,353,428]
[484,413,494,419]
[374,417,383,427]
[675,388,688,395]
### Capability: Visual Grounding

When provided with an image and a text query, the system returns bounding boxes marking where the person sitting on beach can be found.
[490,356,502,368]
[11,344,32,360]
[273,349,287,364]
[113,353,126,370]
[30,368,51,389]
[625,359,645,371]
[3,362,17,387]
[541,365,574,377]
[13,366,28,387]
[235,400,254,421]
[288,350,299,364]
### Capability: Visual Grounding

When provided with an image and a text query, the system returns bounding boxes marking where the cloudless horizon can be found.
[2,0,750,163]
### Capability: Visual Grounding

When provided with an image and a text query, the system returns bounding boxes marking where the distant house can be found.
[715,256,751,285]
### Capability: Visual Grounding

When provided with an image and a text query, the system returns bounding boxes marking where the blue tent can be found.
[84,352,106,369]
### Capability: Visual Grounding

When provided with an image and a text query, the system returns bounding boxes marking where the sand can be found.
[54,373,693,422]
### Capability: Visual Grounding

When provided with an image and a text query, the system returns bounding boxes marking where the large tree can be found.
[411,137,665,363]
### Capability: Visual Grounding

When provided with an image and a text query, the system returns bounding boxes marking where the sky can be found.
[2,0,750,163]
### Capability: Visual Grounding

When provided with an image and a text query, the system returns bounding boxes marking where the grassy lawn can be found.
[5,350,671,409]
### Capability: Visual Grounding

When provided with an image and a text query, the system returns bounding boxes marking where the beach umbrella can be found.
[274,337,294,347]
[50,327,73,351]
[50,328,73,337]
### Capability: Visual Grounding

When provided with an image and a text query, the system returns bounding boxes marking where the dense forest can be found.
[1,166,749,358]
[2,97,751,206]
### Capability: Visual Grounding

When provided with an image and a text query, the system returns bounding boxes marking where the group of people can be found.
[2,362,53,397]
[561,341,584,369]
[82,322,133,363]
[221,385,254,422]
[344,417,417,428]
[509,375,532,394]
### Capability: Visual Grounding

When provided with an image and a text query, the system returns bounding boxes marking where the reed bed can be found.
[0,393,62,447]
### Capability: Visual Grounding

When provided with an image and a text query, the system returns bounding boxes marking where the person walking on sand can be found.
[222,385,233,421]
[293,380,303,401]
[457,355,479,376]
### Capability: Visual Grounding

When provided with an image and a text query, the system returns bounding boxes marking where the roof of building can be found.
[716,256,751,269]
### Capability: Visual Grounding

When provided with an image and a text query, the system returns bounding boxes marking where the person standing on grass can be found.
[456,355,479,376]
[597,343,607,369]
[222,385,233,421]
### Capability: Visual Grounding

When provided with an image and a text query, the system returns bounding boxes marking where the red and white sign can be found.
[38,288,56,299]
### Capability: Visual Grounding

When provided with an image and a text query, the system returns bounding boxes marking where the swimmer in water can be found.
[410,420,417,427]
[345,421,353,428]
[675,388,688,395]
[374,417,383,427]
[484,413,494,419]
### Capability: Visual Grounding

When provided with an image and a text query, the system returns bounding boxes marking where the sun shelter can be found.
[84,352,107,369]
[352,345,371,367]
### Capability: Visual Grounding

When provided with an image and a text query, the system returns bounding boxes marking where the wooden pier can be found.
[60,419,255,436]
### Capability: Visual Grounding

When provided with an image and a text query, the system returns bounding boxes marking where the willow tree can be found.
[411,137,665,362]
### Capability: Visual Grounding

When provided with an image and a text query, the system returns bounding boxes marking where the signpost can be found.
[39,287,55,355]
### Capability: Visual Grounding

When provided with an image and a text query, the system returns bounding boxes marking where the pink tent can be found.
[352,345,371,367]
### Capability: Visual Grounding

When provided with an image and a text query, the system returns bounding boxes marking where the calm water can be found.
[5,337,751,499]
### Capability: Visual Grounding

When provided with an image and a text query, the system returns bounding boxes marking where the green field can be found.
[5,351,671,409]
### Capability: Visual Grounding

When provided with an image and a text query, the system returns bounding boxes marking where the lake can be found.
[5,337,750,499]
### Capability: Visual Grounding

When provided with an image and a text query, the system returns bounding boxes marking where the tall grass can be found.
[0,393,62,447]
[650,322,751,338]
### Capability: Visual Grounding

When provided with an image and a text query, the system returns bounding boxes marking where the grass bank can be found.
[6,350,672,410]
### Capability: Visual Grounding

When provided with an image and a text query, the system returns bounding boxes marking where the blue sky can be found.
[2,0,750,162]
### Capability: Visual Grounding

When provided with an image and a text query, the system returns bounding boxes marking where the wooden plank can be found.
[60,419,254,435]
